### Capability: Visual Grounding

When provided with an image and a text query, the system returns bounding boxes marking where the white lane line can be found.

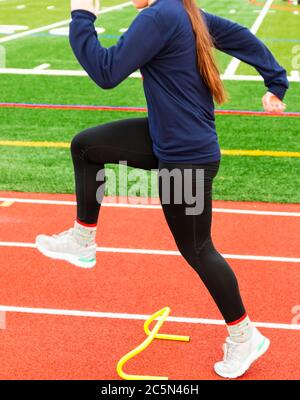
[223,0,274,78]
[0,2,132,44]
[0,68,299,82]
[0,304,299,331]
[212,208,300,217]
[0,197,77,206]
[0,197,299,216]
[0,241,299,263]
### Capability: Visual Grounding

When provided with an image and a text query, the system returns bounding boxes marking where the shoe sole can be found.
[36,242,96,269]
[214,336,271,379]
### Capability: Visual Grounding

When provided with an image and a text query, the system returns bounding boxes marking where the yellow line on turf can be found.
[0,140,69,148]
[221,149,300,158]
[0,140,299,158]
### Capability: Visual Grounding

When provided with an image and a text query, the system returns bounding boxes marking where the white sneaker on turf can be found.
[36,228,97,268]
[214,328,270,379]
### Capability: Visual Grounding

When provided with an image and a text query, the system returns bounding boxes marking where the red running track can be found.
[0,191,299,380]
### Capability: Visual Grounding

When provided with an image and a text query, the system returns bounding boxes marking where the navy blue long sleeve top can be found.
[69,0,289,164]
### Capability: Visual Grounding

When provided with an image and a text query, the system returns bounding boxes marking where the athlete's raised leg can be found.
[36,118,158,268]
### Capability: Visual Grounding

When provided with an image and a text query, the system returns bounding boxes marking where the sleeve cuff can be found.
[71,9,97,22]
[267,83,288,101]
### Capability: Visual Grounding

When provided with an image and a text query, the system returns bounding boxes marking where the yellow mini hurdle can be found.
[117,307,190,380]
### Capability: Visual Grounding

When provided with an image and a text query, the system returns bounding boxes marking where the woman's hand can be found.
[71,0,100,15]
[262,91,286,113]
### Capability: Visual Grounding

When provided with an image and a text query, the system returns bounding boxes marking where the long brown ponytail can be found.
[182,0,227,104]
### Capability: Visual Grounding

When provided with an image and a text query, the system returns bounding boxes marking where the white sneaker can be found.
[36,228,97,268]
[214,328,270,379]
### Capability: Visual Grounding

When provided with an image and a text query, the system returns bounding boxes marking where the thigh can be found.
[72,118,158,170]
[158,161,220,255]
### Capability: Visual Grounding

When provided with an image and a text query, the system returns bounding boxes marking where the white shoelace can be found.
[53,228,74,239]
[53,225,96,247]
[223,341,243,364]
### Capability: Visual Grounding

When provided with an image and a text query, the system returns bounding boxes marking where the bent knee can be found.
[177,236,213,264]
[71,131,88,158]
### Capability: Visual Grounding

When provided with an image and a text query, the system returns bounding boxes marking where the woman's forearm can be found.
[69,9,164,89]
[203,11,289,100]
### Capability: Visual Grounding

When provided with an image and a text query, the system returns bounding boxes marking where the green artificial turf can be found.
[0,0,299,203]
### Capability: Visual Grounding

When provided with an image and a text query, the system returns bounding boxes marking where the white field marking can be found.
[16,5,26,9]
[0,2,132,44]
[49,27,70,36]
[0,67,299,82]
[0,67,142,79]
[0,197,300,217]
[220,74,299,82]
[0,68,87,76]
[253,10,274,13]
[119,28,128,32]
[291,70,300,78]
[34,63,50,70]
[0,25,28,35]
[223,0,274,78]
[49,26,105,36]
[0,28,15,35]
[0,304,299,331]
[47,6,55,10]
[0,241,299,263]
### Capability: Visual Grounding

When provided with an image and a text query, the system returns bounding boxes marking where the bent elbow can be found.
[93,75,119,90]
[98,79,118,89]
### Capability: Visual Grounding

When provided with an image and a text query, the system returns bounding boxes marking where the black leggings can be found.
[71,118,246,323]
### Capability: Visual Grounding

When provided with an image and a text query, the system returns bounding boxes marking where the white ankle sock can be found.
[73,220,97,247]
[226,315,254,343]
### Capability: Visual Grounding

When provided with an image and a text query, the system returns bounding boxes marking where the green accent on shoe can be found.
[78,257,96,263]
[257,338,266,352]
